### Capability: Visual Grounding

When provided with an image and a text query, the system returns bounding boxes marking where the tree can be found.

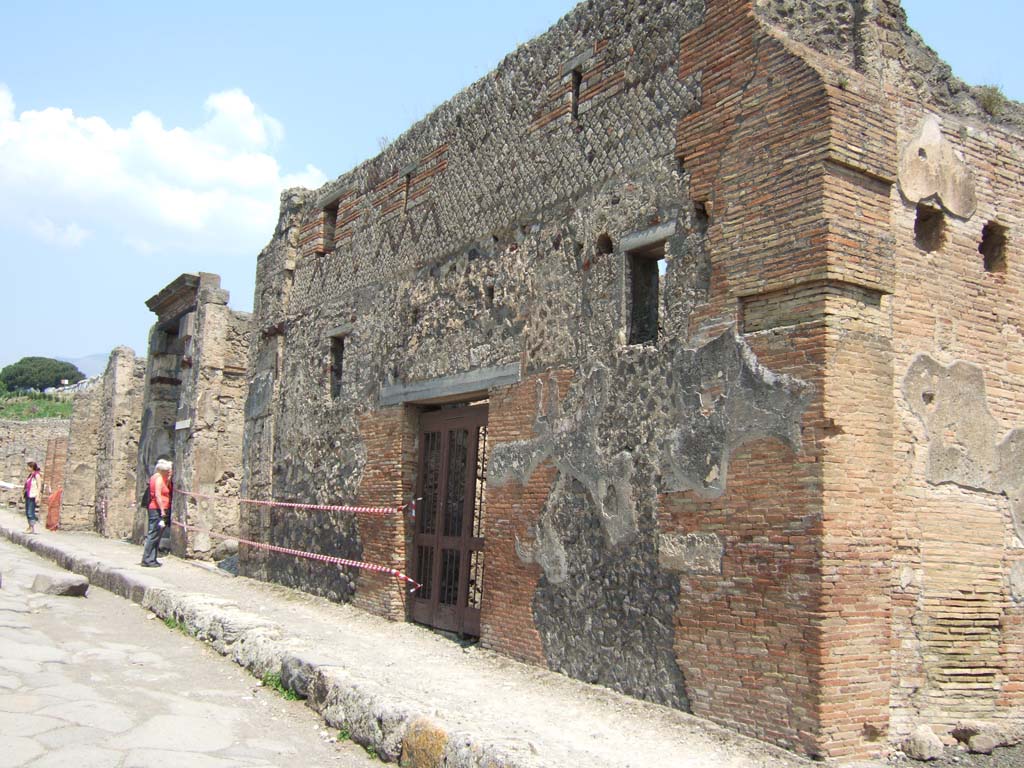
[0,357,85,392]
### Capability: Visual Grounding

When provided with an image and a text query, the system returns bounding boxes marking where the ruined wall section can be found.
[240,0,1022,759]
[241,190,311,582]
[754,0,1024,131]
[172,280,251,560]
[665,0,899,758]
[890,98,1024,740]
[0,418,69,485]
[244,0,880,756]
[0,417,70,514]
[57,385,100,530]
[94,348,145,539]
[246,0,708,609]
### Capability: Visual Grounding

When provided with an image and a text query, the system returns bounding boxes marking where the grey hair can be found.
[155,459,173,472]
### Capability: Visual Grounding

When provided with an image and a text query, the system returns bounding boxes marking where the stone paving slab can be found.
[0,509,818,768]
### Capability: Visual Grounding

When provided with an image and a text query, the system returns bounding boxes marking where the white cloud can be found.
[0,86,326,256]
[28,218,91,247]
[200,89,284,149]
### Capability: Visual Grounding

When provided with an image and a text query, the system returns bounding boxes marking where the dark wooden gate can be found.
[411,404,488,636]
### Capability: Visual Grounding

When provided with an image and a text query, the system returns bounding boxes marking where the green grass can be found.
[261,671,300,701]
[162,616,190,635]
[0,393,73,420]
[337,726,381,760]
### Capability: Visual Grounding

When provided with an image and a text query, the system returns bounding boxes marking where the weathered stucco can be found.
[904,354,1024,540]
[898,115,977,218]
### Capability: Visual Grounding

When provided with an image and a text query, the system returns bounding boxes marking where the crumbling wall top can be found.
[754,0,1024,133]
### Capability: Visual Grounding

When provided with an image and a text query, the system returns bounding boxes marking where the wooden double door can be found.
[411,404,488,636]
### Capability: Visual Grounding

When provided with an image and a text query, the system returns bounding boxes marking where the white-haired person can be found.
[23,460,42,534]
[141,459,173,567]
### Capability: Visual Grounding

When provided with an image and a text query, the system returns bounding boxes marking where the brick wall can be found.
[888,99,1024,740]
[665,323,825,752]
[482,372,574,665]
[350,405,417,619]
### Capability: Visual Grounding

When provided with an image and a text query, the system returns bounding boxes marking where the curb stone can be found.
[0,523,533,768]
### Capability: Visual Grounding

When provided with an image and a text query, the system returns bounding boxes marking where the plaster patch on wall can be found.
[659,532,724,574]
[515,515,569,585]
[491,330,809,711]
[658,331,811,497]
[903,353,1024,540]
[897,115,977,219]
[492,331,810,524]
[1010,562,1024,603]
[245,371,274,420]
[492,366,638,546]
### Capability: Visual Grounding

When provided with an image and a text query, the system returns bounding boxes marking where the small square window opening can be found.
[330,335,346,399]
[628,242,666,345]
[322,202,339,253]
[570,69,582,121]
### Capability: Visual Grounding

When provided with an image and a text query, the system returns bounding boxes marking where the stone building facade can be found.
[94,348,146,538]
[139,273,251,557]
[59,379,100,530]
[59,349,146,534]
[239,0,1022,760]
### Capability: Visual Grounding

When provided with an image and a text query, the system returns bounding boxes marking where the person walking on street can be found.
[141,459,173,567]
[23,460,42,534]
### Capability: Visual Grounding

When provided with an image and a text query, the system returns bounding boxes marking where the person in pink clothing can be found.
[23,460,42,534]
[141,459,173,567]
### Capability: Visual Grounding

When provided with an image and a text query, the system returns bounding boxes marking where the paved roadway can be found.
[0,537,377,768]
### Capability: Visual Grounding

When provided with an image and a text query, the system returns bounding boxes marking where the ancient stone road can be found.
[0,537,377,768]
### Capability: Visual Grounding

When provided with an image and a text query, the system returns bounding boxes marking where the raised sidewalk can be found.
[0,508,815,768]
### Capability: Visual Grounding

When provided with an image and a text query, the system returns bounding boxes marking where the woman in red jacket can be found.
[141,459,173,567]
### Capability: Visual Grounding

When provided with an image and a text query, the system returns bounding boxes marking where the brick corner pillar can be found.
[814,289,894,761]
[353,404,418,621]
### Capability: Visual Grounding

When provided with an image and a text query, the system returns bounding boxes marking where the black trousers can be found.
[141,509,165,564]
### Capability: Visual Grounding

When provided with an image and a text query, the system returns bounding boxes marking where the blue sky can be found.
[0,1,1021,373]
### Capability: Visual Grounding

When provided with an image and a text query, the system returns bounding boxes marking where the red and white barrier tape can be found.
[169,518,421,593]
[179,489,410,517]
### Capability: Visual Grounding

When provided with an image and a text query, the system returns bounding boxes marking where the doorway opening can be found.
[411,402,488,637]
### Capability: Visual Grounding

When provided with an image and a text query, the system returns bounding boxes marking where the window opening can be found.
[628,241,666,345]
[694,201,709,235]
[914,203,944,252]
[322,202,339,253]
[979,221,1007,273]
[330,335,345,399]
[570,69,582,121]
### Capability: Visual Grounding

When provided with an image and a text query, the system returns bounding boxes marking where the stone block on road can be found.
[31,572,89,597]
